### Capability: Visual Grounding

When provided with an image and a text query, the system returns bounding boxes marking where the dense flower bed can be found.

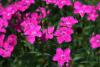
[0,0,100,67]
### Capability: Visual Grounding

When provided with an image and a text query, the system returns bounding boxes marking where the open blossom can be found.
[44,0,72,8]
[16,0,35,12]
[0,18,8,33]
[96,2,100,11]
[55,0,72,8]
[90,34,100,49]
[87,12,98,21]
[74,1,85,17]
[54,27,73,44]
[0,34,17,58]
[74,1,98,21]
[21,18,42,44]
[59,16,78,28]
[53,48,71,67]
[43,26,54,40]
[2,4,17,20]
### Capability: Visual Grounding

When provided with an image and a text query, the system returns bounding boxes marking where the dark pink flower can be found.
[0,34,17,58]
[53,48,71,67]
[54,27,73,44]
[59,16,78,28]
[90,34,100,49]
[2,4,17,20]
[74,1,86,17]
[96,2,100,11]
[87,12,98,21]
[21,18,42,44]
[43,26,54,40]
[36,7,50,18]
[55,0,72,8]
[0,18,8,33]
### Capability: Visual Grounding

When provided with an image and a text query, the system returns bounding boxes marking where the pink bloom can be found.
[2,50,12,58]
[2,4,17,20]
[21,0,35,4]
[0,34,5,47]
[0,18,8,33]
[0,34,17,58]
[16,0,35,12]
[90,34,100,49]
[26,35,35,44]
[59,16,78,28]
[54,27,73,44]
[84,5,95,14]
[74,1,85,17]
[96,2,100,11]
[87,12,98,21]
[44,0,56,4]
[53,48,71,67]
[21,18,42,44]
[43,26,54,40]
[23,24,42,37]
[6,34,17,46]
[16,1,30,12]
[55,0,72,8]
[36,7,50,18]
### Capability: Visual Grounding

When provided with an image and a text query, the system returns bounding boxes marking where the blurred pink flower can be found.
[43,26,54,40]
[36,7,50,18]
[59,16,78,28]
[53,48,71,67]
[87,12,98,21]
[90,34,100,49]
[0,18,8,33]
[54,27,73,44]
[96,2,100,11]
[55,0,72,8]
[74,1,85,17]
[44,0,56,4]
[2,4,17,20]
[0,34,17,58]
[21,17,42,44]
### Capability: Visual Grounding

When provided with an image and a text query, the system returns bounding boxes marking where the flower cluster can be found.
[0,0,100,67]
[0,0,35,58]
[0,34,17,58]
[44,0,72,8]
[74,1,98,21]
[21,13,42,44]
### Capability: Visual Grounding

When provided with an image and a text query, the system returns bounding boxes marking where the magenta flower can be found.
[16,0,34,12]
[53,48,71,67]
[0,34,5,47]
[59,16,78,28]
[2,4,17,20]
[55,0,72,8]
[0,34,17,58]
[43,26,54,40]
[36,7,50,18]
[74,1,85,17]
[87,12,98,21]
[54,27,73,44]
[0,18,8,33]
[90,34,100,49]
[96,2,100,11]
[21,18,42,44]
[44,0,56,4]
